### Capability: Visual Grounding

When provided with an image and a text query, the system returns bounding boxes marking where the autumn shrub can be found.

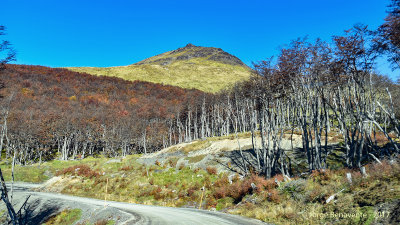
[226,181,251,203]
[187,186,197,197]
[94,219,110,225]
[141,168,148,176]
[267,189,281,203]
[193,167,201,173]
[230,174,241,183]
[166,190,175,199]
[178,191,185,199]
[56,164,99,179]
[367,160,399,181]
[213,181,249,202]
[206,197,218,208]
[118,182,127,189]
[349,171,364,189]
[168,157,179,168]
[138,186,151,198]
[226,182,245,202]
[149,178,154,185]
[214,175,230,188]
[247,174,277,192]
[206,166,217,175]
[310,169,333,185]
[150,186,163,200]
[120,165,133,171]
[305,184,334,204]
[214,187,227,199]
[273,174,285,182]
[213,174,279,203]
[202,176,212,189]
[93,177,106,186]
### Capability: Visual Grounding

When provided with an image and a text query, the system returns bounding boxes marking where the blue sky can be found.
[1,0,398,80]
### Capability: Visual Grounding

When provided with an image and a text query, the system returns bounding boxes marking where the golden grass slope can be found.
[67,47,253,93]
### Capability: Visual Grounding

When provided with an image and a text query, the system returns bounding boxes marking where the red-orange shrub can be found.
[56,164,100,179]
[120,165,133,171]
[206,166,217,175]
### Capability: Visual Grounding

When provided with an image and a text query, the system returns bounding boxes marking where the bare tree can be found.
[373,0,400,69]
[0,26,16,70]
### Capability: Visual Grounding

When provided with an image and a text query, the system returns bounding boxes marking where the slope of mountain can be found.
[67,44,253,93]
[1,64,207,156]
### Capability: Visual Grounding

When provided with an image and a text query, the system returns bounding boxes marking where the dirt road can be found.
[2,183,270,225]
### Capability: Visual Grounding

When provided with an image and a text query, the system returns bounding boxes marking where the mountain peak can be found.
[184,43,196,48]
[135,44,246,67]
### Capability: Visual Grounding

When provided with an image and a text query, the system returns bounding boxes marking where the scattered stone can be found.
[360,166,368,177]
[346,173,352,184]
[326,189,345,204]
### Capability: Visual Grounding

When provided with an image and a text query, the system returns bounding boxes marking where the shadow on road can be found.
[17,198,60,225]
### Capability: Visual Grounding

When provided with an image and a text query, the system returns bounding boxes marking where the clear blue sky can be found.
[1,0,398,80]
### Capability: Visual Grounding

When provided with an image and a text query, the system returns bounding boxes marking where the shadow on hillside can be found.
[214,143,347,176]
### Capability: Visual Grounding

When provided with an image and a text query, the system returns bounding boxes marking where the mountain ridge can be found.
[135,43,248,67]
[66,44,253,93]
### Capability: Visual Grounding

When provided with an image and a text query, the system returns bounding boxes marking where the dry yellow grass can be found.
[67,57,252,93]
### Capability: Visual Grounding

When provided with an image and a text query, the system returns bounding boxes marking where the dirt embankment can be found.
[138,135,304,175]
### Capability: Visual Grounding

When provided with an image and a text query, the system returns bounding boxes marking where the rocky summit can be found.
[135,43,247,67]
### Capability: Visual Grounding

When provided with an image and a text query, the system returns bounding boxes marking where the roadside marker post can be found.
[198,185,205,210]
[104,177,109,208]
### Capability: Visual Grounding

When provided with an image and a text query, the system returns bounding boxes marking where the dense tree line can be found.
[0,65,208,163]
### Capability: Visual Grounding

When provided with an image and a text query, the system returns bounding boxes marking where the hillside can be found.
[67,44,253,93]
[0,64,207,162]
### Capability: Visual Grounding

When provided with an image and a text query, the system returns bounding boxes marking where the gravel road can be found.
[1,183,270,225]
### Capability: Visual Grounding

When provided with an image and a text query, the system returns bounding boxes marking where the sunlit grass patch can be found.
[181,140,212,153]
[44,208,82,225]
[186,155,206,163]
[0,162,48,183]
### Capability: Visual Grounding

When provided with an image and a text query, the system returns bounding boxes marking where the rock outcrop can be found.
[135,43,247,66]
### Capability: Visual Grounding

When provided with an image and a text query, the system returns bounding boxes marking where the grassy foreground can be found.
[1,153,399,224]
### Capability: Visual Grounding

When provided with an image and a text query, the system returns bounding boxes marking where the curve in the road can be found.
[8,183,270,225]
